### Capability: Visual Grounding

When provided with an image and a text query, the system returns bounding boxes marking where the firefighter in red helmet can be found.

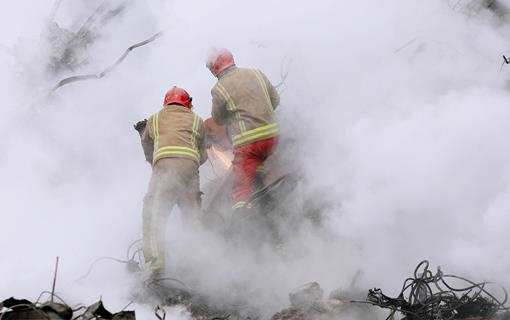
[139,86,207,277]
[206,48,280,212]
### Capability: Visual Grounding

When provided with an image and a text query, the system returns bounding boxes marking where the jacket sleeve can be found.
[262,71,280,110]
[141,117,154,164]
[198,119,208,166]
[211,86,228,125]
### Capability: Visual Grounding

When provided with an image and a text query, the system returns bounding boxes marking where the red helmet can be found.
[163,86,192,108]
[206,48,235,77]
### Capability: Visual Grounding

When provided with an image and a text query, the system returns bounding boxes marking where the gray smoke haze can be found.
[2,0,510,318]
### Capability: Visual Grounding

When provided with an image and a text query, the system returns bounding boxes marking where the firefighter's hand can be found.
[134,119,147,135]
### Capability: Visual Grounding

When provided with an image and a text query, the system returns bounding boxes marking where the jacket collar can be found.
[165,103,192,112]
[217,65,237,79]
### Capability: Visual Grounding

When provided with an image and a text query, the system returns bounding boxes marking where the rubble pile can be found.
[271,282,363,320]
[0,297,135,320]
[140,280,237,320]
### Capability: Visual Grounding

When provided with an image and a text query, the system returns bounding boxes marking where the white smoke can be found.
[2,0,510,318]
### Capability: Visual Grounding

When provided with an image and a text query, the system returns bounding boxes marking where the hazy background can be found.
[2,0,510,318]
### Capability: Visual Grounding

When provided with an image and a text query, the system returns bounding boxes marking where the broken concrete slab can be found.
[0,297,136,320]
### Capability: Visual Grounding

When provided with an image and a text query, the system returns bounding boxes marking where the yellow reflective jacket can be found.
[211,66,280,147]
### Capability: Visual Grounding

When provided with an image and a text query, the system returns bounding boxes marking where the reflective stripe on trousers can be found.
[142,158,201,274]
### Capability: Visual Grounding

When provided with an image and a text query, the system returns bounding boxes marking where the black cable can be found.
[76,256,130,281]
[126,238,142,261]
[76,240,144,281]
[356,260,509,320]
[34,291,68,306]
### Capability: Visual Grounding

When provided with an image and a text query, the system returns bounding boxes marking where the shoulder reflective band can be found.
[251,69,272,113]
[216,82,246,133]
[152,113,160,150]
[216,83,236,112]
[233,123,278,146]
[191,114,199,150]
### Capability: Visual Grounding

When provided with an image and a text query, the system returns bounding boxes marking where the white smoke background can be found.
[2,0,510,318]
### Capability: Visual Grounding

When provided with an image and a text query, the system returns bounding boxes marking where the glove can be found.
[134,119,148,136]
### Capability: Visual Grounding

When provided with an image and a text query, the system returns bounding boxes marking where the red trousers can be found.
[232,137,277,209]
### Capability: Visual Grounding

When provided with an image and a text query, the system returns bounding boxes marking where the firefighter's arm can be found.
[134,119,147,137]
[211,86,228,125]
[262,71,280,110]
[140,119,154,164]
[198,120,208,166]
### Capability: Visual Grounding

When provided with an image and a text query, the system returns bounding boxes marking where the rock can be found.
[289,282,323,309]
[271,307,306,320]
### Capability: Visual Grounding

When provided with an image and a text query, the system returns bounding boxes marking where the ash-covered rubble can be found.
[133,279,368,320]
[132,278,244,320]
[0,296,135,320]
[271,282,369,320]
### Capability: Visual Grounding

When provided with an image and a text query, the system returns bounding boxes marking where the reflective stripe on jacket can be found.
[211,67,280,147]
[141,104,206,166]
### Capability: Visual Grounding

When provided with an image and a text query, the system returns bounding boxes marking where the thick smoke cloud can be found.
[1,0,510,318]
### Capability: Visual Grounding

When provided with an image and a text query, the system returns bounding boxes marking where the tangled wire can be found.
[363,260,509,320]
[76,239,143,281]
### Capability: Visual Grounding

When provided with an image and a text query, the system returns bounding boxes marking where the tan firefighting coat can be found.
[141,104,207,166]
[211,66,280,147]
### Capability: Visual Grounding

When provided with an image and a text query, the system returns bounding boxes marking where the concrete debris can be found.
[0,297,135,320]
[79,300,135,320]
[140,283,232,320]
[271,282,356,320]
[289,282,323,309]
[40,301,73,319]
